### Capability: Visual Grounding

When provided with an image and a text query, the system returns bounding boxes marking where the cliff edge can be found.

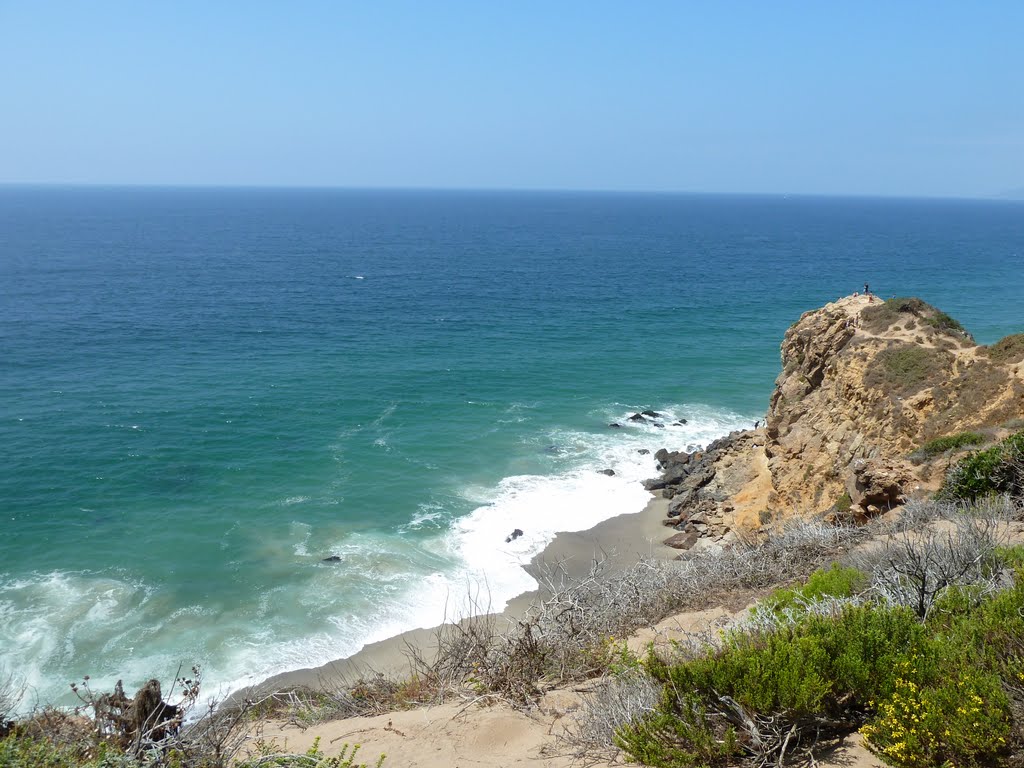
[655,295,1024,548]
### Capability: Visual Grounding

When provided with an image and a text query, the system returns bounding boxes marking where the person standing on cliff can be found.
[864,282,870,295]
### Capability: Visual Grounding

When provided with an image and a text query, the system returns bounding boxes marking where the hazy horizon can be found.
[2,2,1022,197]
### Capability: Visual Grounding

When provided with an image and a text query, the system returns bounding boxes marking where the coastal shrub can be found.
[861,575,1024,767]
[924,309,967,335]
[617,604,927,767]
[918,431,985,458]
[984,333,1024,364]
[614,515,1024,768]
[619,588,1022,768]
[861,663,1009,768]
[854,514,1005,619]
[864,344,951,396]
[0,735,107,768]
[940,430,1024,501]
[394,518,871,711]
[763,564,867,613]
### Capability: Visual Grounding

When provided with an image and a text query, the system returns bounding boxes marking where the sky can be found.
[1,1,1022,197]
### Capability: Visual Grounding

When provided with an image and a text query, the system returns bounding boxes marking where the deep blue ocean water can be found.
[2,187,1022,706]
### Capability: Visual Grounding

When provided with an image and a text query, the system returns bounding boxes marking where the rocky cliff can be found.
[653,295,1024,549]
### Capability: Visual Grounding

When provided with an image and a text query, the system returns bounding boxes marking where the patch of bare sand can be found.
[247,605,739,767]
[255,699,592,768]
[249,601,884,768]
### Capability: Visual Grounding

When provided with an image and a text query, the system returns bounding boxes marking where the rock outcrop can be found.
[651,295,1024,548]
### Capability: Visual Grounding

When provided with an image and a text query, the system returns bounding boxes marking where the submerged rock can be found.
[505,528,524,543]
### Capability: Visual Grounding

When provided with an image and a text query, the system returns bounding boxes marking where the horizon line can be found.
[0,181,1021,203]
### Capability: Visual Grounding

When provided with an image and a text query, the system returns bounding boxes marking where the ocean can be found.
[2,187,1022,708]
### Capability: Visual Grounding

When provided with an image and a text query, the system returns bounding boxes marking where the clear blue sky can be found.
[2,1,1022,196]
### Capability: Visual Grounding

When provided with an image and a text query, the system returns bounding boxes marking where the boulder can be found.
[505,528,524,543]
[642,410,662,418]
[664,530,700,550]
[637,448,651,455]
[846,457,914,515]
[628,413,647,422]
[322,555,342,563]
[598,468,615,476]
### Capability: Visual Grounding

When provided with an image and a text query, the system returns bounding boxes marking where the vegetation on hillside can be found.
[915,430,986,459]
[984,333,1024,364]
[939,430,1024,502]
[863,343,952,396]
[569,440,1024,768]
[860,297,971,339]
[602,504,1024,768]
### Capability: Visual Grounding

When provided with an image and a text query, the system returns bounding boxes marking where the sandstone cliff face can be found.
[655,295,1024,548]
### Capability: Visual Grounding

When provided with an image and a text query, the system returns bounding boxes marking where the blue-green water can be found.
[2,188,1022,706]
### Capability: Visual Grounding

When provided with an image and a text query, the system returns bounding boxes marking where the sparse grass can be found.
[860,297,971,340]
[860,297,930,334]
[237,736,385,768]
[984,333,1024,364]
[924,361,1018,438]
[834,491,852,516]
[864,343,951,396]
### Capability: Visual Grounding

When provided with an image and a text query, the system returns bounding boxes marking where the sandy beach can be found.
[249,495,678,696]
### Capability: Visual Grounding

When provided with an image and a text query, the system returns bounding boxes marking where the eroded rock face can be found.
[845,457,915,520]
[649,295,1024,546]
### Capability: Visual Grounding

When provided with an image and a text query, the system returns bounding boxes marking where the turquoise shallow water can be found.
[1,188,1023,706]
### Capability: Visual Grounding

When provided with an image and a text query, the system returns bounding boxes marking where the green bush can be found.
[939,430,1024,501]
[617,605,928,766]
[764,564,867,612]
[861,665,1008,768]
[618,564,1024,768]
[919,431,985,458]
[0,737,134,768]
[925,310,966,335]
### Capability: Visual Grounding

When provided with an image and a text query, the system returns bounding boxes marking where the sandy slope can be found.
[250,604,884,768]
